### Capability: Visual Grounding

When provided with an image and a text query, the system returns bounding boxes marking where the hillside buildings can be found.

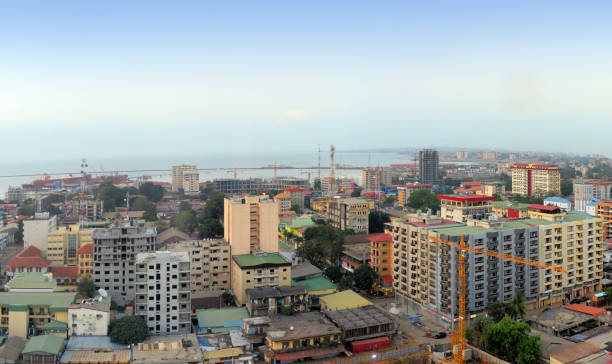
[167,239,231,292]
[361,167,392,191]
[224,196,279,255]
[46,225,93,266]
[24,212,57,254]
[419,149,440,185]
[135,251,191,334]
[328,198,370,233]
[92,221,157,305]
[172,165,199,195]
[511,163,561,197]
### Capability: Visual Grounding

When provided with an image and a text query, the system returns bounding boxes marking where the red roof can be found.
[585,181,612,186]
[461,181,482,187]
[564,304,607,317]
[274,347,344,361]
[369,233,392,243]
[528,204,560,212]
[437,194,495,203]
[6,246,50,268]
[380,275,393,283]
[76,244,93,254]
[512,163,559,170]
[284,188,305,192]
[352,336,390,346]
[50,266,80,278]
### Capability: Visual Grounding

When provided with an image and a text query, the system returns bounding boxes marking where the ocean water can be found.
[0,151,414,197]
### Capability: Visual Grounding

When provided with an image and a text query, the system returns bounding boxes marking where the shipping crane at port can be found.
[429,235,567,364]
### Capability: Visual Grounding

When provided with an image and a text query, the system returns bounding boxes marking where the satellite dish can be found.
[98,288,108,297]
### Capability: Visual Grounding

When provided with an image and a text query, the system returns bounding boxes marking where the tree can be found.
[469,315,494,348]
[138,182,165,202]
[281,305,294,316]
[110,316,150,345]
[222,291,234,306]
[97,181,128,212]
[131,197,157,222]
[171,210,197,233]
[298,225,346,268]
[493,193,502,201]
[17,204,34,216]
[178,201,192,211]
[203,192,224,220]
[324,265,343,283]
[351,187,362,197]
[507,292,526,320]
[14,220,24,243]
[338,273,354,290]
[482,318,541,364]
[290,204,302,214]
[314,179,321,191]
[487,302,508,322]
[561,180,573,197]
[77,276,96,298]
[368,211,391,234]
[353,264,376,291]
[605,287,612,305]
[198,218,223,238]
[408,189,440,212]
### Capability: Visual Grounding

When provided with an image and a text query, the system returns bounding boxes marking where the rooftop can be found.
[274,192,291,199]
[550,341,604,363]
[246,286,306,300]
[66,336,128,350]
[0,337,27,361]
[368,233,392,242]
[292,277,336,292]
[135,251,189,264]
[6,246,50,268]
[266,315,341,341]
[202,348,244,360]
[325,305,394,330]
[288,218,315,229]
[5,272,57,290]
[564,304,607,317]
[512,163,559,170]
[232,253,290,268]
[76,244,93,254]
[320,290,372,311]
[133,335,203,364]
[290,262,322,280]
[22,335,65,356]
[528,204,562,212]
[60,349,131,364]
[437,194,495,203]
[50,266,80,279]
[197,307,249,330]
[345,234,379,245]
[0,292,76,311]
[191,290,224,310]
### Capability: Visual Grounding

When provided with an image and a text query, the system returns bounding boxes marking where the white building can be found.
[543,197,572,211]
[172,165,200,195]
[23,212,57,255]
[68,298,111,336]
[574,181,612,212]
[135,251,191,334]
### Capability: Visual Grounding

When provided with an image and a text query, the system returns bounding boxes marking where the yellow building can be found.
[0,292,76,338]
[224,196,279,255]
[76,243,93,277]
[309,197,334,213]
[46,225,92,266]
[319,290,372,312]
[370,233,394,297]
[230,253,291,306]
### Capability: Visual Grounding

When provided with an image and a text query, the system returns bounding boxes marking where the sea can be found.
[0,151,416,197]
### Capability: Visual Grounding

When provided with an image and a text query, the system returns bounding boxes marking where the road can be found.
[0,242,23,283]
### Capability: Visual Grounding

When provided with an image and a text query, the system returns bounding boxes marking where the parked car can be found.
[434,332,447,339]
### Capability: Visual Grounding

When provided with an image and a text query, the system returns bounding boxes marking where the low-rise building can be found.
[491,201,530,218]
[231,253,292,306]
[397,184,433,206]
[340,243,370,272]
[438,194,495,222]
[5,272,57,293]
[60,348,130,364]
[319,290,372,312]
[68,297,110,336]
[274,193,292,212]
[480,181,505,197]
[328,198,370,233]
[197,307,249,334]
[5,247,50,278]
[167,239,231,293]
[22,334,65,364]
[132,335,203,364]
[49,266,80,291]
[0,337,27,364]
[544,197,573,211]
[369,233,393,279]
[245,286,307,316]
[324,305,396,342]
[283,188,305,210]
[291,277,337,307]
[24,213,58,255]
[76,244,93,277]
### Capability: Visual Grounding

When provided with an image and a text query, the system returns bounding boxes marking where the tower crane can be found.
[429,235,567,364]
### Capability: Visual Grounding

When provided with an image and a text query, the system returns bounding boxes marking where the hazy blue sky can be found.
[1,1,611,161]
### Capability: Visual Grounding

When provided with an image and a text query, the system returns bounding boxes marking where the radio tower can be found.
[329,145,335,195]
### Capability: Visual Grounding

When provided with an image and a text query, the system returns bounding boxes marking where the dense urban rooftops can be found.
[0,292,76,311]
[22,334,65,356]
[437,194,496,203]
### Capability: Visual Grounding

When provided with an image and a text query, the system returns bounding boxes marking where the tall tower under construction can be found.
[419,149,440,184]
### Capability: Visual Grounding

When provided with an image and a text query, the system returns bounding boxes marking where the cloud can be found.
[276,109,312,124]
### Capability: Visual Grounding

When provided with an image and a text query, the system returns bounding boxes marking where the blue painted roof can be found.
[66,336,128,350]
[544,196,571,204]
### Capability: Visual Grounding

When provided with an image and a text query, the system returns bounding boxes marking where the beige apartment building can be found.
[46,225,93,266]
[328,197,370,233]
[230,253,291,305]
[361,167,392,191]
[481,181,506,197]
[167,239,231,292]
[438,194,495,222]
[274,193,292,212]
[224,195,279,255]
[172,165,200,195]
[511,163,561,197]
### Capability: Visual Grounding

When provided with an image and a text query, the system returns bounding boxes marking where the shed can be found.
[22,335,65,364]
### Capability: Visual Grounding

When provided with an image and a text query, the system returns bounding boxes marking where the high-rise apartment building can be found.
[419,149,440,185]
[224,195,279,255]
[172,165,200,195]
[283,188,305,210]
[167,239,231,292]
[456,151,469,160]
[92,221,157,305]
[46,225,93,266]
[482,151,497,161]
[70,197,104,221]
[595,201,612,239]
[361,167,392,191]
[574,181,612,212]
[135,251,191,334]
[328,198,370,233]
[511,163,561,197]
[24,212,58,255]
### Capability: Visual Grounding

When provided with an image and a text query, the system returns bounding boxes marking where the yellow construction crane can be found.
[429,235,567,364]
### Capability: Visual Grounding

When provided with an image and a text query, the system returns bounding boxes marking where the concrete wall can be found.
[68,308,109,336]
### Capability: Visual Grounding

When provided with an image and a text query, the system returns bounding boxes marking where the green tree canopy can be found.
[561,180,573,197]
[171,209,198,233]
[130,197,157,222]
[203,192,224,220]
[97,181,128,212]
[110,316,150,345]
[507,292,526,320]
[324,265,343,283]
[353,264,376,291]
[77,276,96,298]
[351,187,363,197]
[368,211,391,233]
[138,182,165,202]
[408,189,440,212]
[482,318,541,364]
[198,218,223,238]
[298,225,346,268]
[487,301,508,322]
[178,201,192,211]
[17,204,35,216]
[338,273,354,290]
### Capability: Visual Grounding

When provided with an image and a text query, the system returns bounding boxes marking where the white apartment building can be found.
[135,251,191,334]
[172,165,200,195]
[24,212,58,255]
[68,298,111,336]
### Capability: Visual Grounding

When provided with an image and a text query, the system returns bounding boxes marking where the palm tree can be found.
[508,292,526,320]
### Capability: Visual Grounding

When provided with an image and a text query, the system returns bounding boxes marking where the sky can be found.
[1,1,612,162]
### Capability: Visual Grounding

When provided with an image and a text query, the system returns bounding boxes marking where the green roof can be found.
[197,307,249,329]
[278,240,296,252]
[42,320,68,332]
[233,253,289,268]
[0,292,76,310]
[22,335,64,355]
[320,290,372,311]
[6,273,57,290]
[289,218,315,229]
[490,201,530,210]
[292,277,336,292]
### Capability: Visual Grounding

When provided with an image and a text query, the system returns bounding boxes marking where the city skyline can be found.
[2,1,612,161]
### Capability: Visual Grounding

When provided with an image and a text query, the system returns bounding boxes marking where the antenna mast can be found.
[329,145,335,195]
